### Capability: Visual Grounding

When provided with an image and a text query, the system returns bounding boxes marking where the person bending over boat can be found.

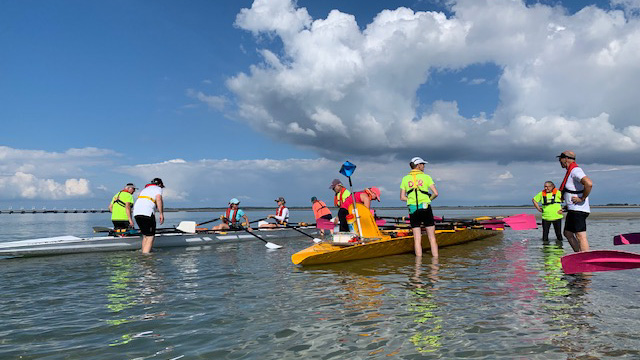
[109,183,137,230]
[339,187,381,230]
[400,157,439,258]
[213,198,251,231]
[133,178,165,254]
[311,196,333,235]
[330,179,351,232]
[260,197,289,228]
[557,151,593,252]
[532,181,563,242]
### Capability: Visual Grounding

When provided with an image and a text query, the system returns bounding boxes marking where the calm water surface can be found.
[1,209,640,359]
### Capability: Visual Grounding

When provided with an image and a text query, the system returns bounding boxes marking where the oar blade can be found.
[614,233,640,246]
[265,242,283,249]
[561,250,640,274]
[503,214,537,230]
[92,226,113,233]
[176,221,197,234]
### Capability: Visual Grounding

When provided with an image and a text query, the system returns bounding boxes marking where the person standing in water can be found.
[532,181,563,242]
[133,178,165,254]
[557,151,593,252]
[400,157,439,258]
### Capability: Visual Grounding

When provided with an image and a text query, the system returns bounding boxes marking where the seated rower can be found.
[260,197,289,228]
[338,187,381,232]
[213,198,251,231]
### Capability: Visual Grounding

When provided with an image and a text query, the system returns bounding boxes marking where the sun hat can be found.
[275,197,286,203]
[229,198,240,204]
[368,187,381,201]
[410,157,427,165]
[329,179,342,189]
[125,183,137,190]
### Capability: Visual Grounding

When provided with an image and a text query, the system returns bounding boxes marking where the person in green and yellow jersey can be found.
[109,183,137,230]
[532,181,563,242]
[400,157,439,258]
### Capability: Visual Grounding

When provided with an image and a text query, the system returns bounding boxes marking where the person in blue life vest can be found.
[532,181,563,242]
[213,198,251,231]
[109,183,137,230]
[557,151,593,252]
[400,157,439,258]
[132,178,165,254]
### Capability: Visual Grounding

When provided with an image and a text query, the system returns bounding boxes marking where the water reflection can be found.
[535,241,602,358]
[408,257,442,354]
[104,255,168,347]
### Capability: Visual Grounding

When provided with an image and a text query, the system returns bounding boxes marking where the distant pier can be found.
[0,209,109,214]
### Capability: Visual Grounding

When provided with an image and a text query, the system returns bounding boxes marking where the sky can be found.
[1,0,640,210]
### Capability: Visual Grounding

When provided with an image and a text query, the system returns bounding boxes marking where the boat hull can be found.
[291,228,501,266]
[0,227,317,257]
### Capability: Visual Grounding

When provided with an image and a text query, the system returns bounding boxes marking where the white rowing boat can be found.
[0,226,318,258]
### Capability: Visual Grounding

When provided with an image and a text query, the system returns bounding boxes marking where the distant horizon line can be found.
[1,204,638,213]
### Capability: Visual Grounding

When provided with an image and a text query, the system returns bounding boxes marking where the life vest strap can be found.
[138,195,156,204]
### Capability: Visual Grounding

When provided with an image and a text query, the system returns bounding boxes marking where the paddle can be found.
[439,214,537,230]
[614,233,640,245]
[285,226,323,243]
[93,226,182,235]
[176,216,229,234]
[561,250,640,274]
[340,161,363,237]
[243,229,283,249]
[197,217,223,226]
[93,226,114,233]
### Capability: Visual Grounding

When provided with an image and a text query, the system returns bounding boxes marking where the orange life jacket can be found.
[312,200,331,219]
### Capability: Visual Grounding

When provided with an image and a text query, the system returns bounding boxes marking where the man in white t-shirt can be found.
[557,151,593,252]
[133,178,165,254]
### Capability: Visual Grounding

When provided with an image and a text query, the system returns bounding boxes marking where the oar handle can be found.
[197,217,223,226]
[249,217,268,224]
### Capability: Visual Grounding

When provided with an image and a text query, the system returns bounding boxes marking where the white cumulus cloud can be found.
[217,0,640,164]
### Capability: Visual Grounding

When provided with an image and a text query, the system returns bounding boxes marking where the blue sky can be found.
[1,0,640,210]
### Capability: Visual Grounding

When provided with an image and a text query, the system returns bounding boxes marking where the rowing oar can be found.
[614,233,640,245]
[92,226,181,235]
[561,250,640,274]
[243,229,283,249]
[284,226,323,243]
[439,214,537,231]
[249,217,268,224]
[175,217,225,233]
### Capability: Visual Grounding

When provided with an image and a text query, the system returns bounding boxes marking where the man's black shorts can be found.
[134,215,156,236]
[112,220,130,230]
[409,206,435,228]
[564,210,589,233]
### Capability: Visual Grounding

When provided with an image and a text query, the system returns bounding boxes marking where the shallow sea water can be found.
[1,209,640,359]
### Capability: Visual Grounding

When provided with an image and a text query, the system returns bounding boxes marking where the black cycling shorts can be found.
[135,215,156,236]
[409,206,435,228]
